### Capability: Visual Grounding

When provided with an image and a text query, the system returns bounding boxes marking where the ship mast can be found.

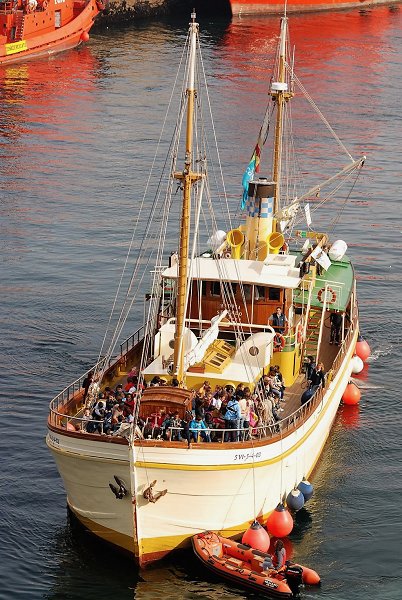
[172,13,202,384]
[271,16,291,227]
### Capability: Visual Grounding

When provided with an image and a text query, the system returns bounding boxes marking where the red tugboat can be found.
[0,0,104,65]
[192,532,320,598]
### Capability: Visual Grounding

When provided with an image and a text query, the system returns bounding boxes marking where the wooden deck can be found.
[282,325,339,418]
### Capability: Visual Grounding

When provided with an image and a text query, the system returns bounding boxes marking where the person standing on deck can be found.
[309,362,326,392]
[82,371,93,400]
[330,310,342,345]
[305,355,316,382]
[224,395,241,442]
[269,307,288,334]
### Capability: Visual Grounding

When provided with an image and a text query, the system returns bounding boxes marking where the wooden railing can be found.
[48,323,147,419]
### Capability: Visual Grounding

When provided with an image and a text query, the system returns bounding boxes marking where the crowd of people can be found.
[78,352,328,442]
[79,367,289,444]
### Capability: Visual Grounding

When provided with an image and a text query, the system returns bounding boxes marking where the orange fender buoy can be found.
[266,503,294,538]
[301,565,321,585]
[242,520,270,552]
[355,335,371,362]
[80,31,90,43]
[342,382,361,405]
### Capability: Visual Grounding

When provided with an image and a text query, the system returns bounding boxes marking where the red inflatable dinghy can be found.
[192,531,320,598]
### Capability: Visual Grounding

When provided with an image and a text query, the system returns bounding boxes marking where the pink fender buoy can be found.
[66,421,76,431]
[242,520,270,551]
[355,335,371,362]
[266,503,294,538]
[342,382,361,405]
[80,31,90,43]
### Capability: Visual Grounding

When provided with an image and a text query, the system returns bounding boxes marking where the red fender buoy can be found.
[266,503,294,538]
[242,521,270,552]
[355,336,371,362]
[342,382,361,405]
[80,31,90,43]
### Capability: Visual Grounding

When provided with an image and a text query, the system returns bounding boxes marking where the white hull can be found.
[47,327,357,564]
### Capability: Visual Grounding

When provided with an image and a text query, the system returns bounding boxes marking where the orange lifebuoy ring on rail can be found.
[273,333,285,352]
[296,323,304,344]
[317,286,337,305]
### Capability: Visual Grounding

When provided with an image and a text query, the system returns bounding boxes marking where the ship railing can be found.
[0,2,14,13]
[49,306,358,437]
[49,411,106,433]
[119,322,147,357]
[48,323,148,418]
[48,357,108,421]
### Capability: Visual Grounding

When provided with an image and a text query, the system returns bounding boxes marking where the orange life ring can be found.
[296,323,304,344]
[273,333,285,352]
[317,286,337,304]
[42,0,48,8]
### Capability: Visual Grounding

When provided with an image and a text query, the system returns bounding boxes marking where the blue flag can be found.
[241,103,271,210]
[241,149,259,210]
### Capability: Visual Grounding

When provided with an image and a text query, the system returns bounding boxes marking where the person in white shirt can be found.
[238,388,252,440]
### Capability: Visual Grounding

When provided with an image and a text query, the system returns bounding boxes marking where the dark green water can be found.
[1,7,401,599]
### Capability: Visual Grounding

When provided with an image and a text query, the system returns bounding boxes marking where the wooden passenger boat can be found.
[0,0,104,65]
[192,531,320,598]
[47,12,367,566]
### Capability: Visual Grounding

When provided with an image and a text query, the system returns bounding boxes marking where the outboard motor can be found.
[284,563,303,597]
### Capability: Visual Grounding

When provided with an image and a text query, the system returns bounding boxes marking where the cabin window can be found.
[55,10,61,28]
[255,286,266,301]
[268,287,281,301]
[225,282,237,298]
[211,282,221,296]
[201,281,207,296]
[242,284,252,301]
[11,26,16,41]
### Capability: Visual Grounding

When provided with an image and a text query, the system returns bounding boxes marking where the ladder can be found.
[15,10,25,40]
[304,309,322,358]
